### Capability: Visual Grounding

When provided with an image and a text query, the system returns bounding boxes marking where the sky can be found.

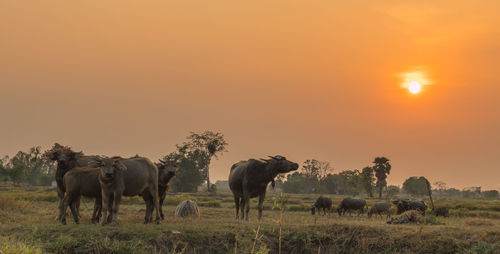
[1,0,499,189]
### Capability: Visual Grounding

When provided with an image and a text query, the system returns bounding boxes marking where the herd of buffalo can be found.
[45,143,430,226]
[310,196,428,219]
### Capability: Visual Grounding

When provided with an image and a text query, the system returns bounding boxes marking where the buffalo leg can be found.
[147,186,161,224]
[56,187,65,221]
[239,198,245,220]
[101,190,110,226]
[244,196,250,221]
[60,193,72,225]
[258,194,265,221]
[143,194,152,224]
[110,192,122,226]
[233,196,240,219]
[70,197,80,224]
[92,197,102,224]
[74,196,81,218]
[159,191,166,220]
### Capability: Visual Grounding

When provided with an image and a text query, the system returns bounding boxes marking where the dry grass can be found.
[464,218,495,227]
[0,187,499,253]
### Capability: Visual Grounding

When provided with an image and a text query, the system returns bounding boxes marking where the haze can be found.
[1,1,499,189]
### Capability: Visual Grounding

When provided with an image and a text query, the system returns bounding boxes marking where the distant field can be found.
[1,186,500,254]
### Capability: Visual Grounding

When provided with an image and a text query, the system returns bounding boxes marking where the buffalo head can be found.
[97,157,127,180]
[265,155,299,174]
[311,206,316,215]
[44,143,82,169]
[158,159,179,184]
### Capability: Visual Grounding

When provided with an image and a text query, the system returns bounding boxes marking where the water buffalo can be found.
[367,202,392,219]
[59,167,102,225]
[142,159,179,222]
[311,196,332,215]
[44,143,101,221]
[392,199,427,215]
[97,156,161,225]
[433,206,449,217]
[337,198,367,216]
[229,155,298,221]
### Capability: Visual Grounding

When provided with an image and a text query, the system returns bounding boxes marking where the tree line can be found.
[0,131,228,193]
[1,132,498,200]
[278,157,392,198]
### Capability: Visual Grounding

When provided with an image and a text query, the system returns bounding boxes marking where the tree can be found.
[386,185,400,199]
[372,157,391,199]
[301,159,332,179]
[1,146,56,185]
[482,190,499,199]
[321,173,349,195]
[177,131,228,192]
[339,170,361,196]
[300,159,333,192]
[402,176,428,196]
[434,181,447,191]
[169,156,204,192]
[359,167,375,198]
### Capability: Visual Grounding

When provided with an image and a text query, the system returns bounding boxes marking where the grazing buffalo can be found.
[143,159,179,222]
[433,206,450,217]
[337,198,367,216]
[368,202,392,219]
[44,143,101,221]
[311,196,332,215]
[392,200,427,215]
[59,167,102,225]
[97,156,161,225]
[229,155,298,221]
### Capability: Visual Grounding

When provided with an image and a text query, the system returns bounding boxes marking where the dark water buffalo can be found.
[44,143,101,221]
[368,202,392,219]
[392,199,427,215]
[229,155,298,221]
[337,198,367,216]
[311,196,332,215]
[59,167,102,225]
[143,159,179,222]
[433,206,449,217]
[97,156,160,225]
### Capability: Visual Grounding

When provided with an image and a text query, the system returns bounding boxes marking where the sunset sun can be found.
[399,68,432,95]
[408,81,421,94]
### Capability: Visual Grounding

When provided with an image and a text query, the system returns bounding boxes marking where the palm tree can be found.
[372,157,391,199]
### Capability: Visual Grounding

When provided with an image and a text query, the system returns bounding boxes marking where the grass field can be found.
[1,186,500,254]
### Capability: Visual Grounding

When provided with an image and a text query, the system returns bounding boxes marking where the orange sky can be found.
[1,1,499,189]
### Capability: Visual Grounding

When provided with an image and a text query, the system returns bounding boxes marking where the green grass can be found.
[0,187,500,253]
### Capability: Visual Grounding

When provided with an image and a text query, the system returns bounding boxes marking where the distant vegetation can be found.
[0,146,55,186]
[0,135,498,200]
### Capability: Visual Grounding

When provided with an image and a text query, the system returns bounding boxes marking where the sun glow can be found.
[399,68,432,95]
[408,81,421,94]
